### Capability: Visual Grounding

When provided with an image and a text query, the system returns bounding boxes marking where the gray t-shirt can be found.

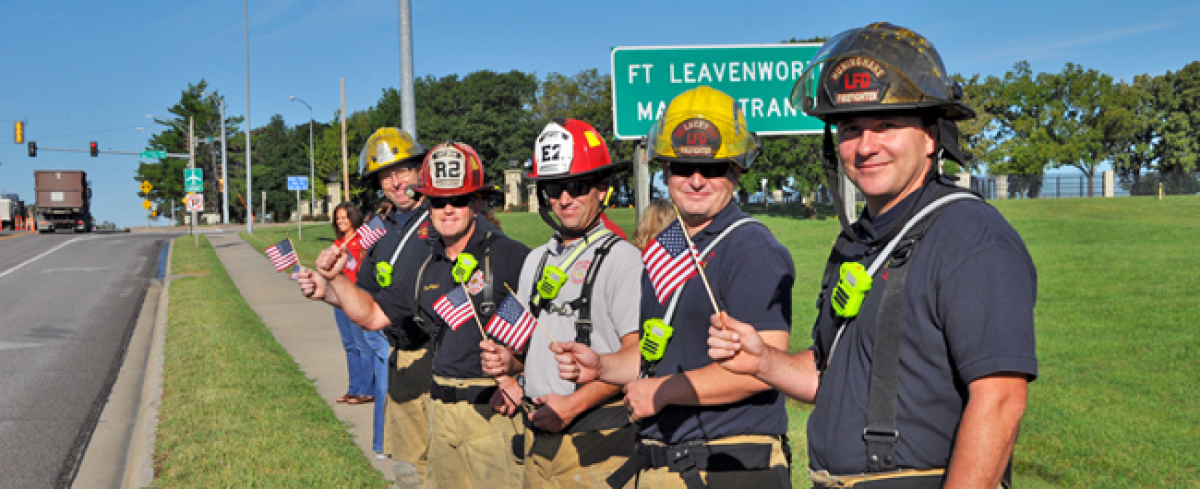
[519,224,642,399]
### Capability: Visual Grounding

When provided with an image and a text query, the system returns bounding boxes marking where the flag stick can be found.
[285,233,300,273]
[458,280,490,339]
[503,282,556,344]
[670,204,720,314]
[459,280,521,409]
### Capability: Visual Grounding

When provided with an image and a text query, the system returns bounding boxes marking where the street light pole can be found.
[244,0,253,233]
[290,96,315,217]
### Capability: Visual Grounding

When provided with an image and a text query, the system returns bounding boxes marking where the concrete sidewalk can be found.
[204,232,397,483]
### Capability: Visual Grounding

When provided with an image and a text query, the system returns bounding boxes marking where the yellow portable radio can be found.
[832,262,873,318]
[537,265,569,300]
[639,318,674,362]
[452,253,478,284]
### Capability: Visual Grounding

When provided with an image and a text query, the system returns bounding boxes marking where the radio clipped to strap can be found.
[638,216,762,378]
[375,210,430,288]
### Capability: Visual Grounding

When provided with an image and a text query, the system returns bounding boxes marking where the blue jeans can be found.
[362,329,390,452]
[334,308,373,396]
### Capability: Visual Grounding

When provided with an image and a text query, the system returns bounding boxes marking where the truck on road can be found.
[0,195,26,230]
[34,170,92,233]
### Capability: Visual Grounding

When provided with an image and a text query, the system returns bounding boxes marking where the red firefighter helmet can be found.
[408,141,500,198]
[525,118,628,181]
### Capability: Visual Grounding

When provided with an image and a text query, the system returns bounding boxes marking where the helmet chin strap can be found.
[537,187,606,240]
[823,124,864,244]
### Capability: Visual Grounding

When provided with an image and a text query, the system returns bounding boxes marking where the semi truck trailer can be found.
[34,170,92,233]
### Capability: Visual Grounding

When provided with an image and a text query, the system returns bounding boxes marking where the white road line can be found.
[42,267,111,273]
[0,238,82,279]
[0,341,43,351]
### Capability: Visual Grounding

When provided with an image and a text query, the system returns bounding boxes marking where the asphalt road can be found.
[0,230,170,489]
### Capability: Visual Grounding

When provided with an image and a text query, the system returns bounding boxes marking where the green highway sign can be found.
[184,168,203,193]
[140,150,168,159]
[611,43,824,140]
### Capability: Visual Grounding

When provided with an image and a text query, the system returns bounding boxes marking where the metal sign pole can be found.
[296,189,302,240]
[190,117,198,247]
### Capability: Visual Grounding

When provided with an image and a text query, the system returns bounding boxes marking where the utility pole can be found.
[190,116,198,247]
[219,97,229,224]
[341,78,349,200]
[398,0,417,140]
[244,0,253,233]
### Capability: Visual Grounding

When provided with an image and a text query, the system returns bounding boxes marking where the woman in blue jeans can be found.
[332,203,374,406]
[331,202,390,459]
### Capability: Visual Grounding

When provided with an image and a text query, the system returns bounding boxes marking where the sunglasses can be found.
[428,194,474,209]
[540,178,598,198]
[668,162,732,179]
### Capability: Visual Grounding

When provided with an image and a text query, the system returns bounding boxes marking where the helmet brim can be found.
[408,183,503,199]
[362,152,427,178]
[524,159,631,181]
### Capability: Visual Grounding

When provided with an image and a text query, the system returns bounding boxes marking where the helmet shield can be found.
[791,23,974,121]
[646,86,761,169]
[526,118,628,181]
[533,121,576,177]
[409,141,499,198]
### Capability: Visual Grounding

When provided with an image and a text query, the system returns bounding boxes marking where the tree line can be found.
[136,60,1200,222]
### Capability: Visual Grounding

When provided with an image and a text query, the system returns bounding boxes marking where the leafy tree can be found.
[1153,61,1200,175]
[413,70,540,185]
[1109,75,1160,190]
[135,80,243,222]
[954,73,1003,173]
[252,114,311,222]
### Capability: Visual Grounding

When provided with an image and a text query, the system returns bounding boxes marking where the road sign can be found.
[142,200,152,210]
[610,44,824,139]
[186,193,204,212]
[140,150,168,159]
[140,181,153,193]
[184,168,203,192]
[287,176,309,191]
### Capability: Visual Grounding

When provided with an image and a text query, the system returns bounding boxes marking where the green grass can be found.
[154,235,388,487]
[231,198,1200,487]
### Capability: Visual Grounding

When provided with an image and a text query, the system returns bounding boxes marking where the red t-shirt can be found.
[334,233,364,284]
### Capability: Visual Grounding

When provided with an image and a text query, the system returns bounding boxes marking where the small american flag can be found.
[265,239,299,272]
[432,286,474,331]
[356,215,388,249]
[485,295,538,351]
[642,220,699,304]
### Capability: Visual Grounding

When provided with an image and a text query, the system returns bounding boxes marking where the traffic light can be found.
[14,121,24,144]
[219,178,224,192]
[90,141,99,157]
[27,141,36,157]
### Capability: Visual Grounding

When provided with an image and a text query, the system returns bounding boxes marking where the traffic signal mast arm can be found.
[25,144,188,158]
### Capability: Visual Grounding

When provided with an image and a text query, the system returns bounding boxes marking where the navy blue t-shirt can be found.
[807,184,1038,475]
[358,207,425,295]
[374,215,530,379]
[639,202,794,444]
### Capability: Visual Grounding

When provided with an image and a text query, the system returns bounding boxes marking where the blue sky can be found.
[1,0,1196,228]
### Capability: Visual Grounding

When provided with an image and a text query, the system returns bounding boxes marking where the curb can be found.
[71,239,172,489]
[124,238,172,487]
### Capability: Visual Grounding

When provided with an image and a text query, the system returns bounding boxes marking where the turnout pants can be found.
[524,424,636,489]
[425,376,525,489]
[384,348,433,486]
